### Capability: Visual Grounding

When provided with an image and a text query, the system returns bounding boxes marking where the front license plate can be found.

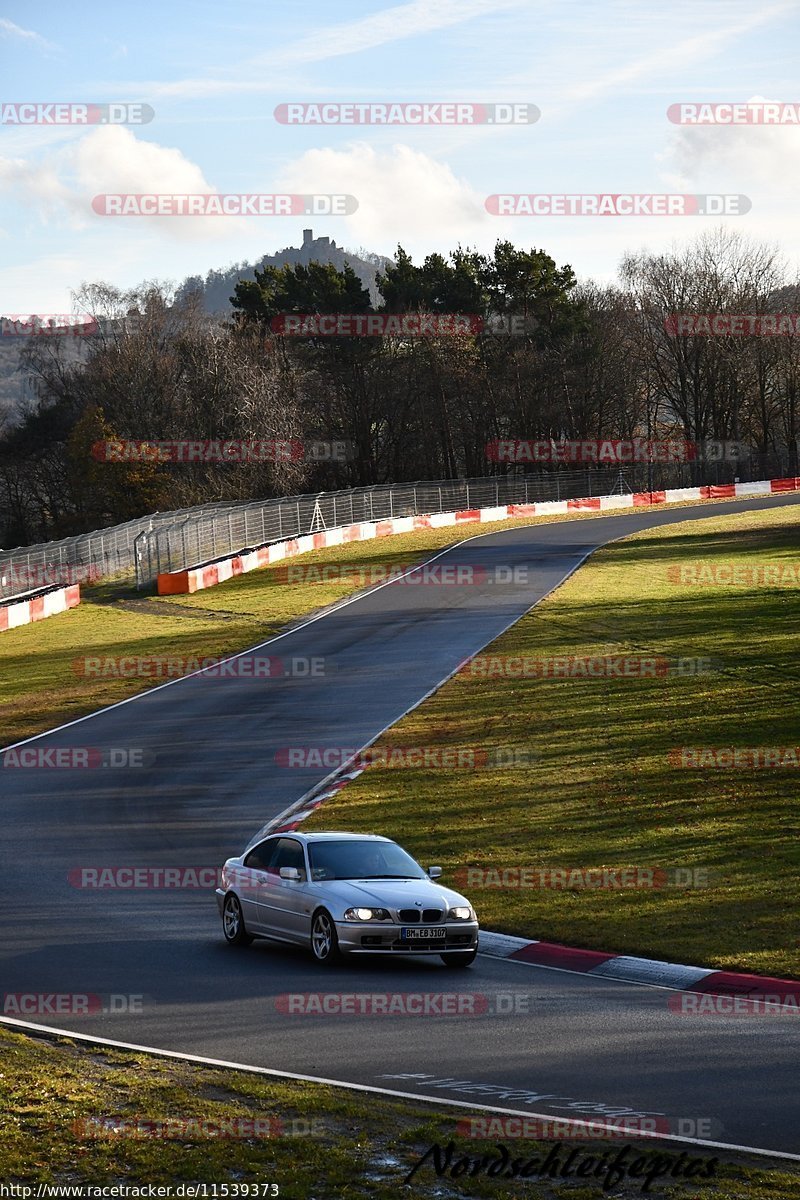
[401,926,446,940]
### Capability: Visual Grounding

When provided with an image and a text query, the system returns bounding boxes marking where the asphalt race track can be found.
[2,494,799,1157]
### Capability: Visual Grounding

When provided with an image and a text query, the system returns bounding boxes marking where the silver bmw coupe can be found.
[216,830,479,966]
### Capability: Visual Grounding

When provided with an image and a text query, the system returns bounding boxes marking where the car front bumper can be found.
[333,920,479,955]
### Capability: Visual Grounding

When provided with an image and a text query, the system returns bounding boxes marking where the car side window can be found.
[271,837,306,879]
[244,841,275,871]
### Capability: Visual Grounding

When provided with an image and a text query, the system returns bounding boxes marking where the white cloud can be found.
[0,126,249,240]
[0,155,72,217]
[73,126,207,195]
[275,142,489,253]
[0,17,57,52]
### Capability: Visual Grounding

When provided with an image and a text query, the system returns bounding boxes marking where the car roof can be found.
[262,831,392,843]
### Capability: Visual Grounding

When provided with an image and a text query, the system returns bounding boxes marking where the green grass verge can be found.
[1,1026,797,1197]
[303,504,800,979]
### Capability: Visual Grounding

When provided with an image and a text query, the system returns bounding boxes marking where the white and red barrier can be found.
[157,477,800,597]
[0,584,81,633]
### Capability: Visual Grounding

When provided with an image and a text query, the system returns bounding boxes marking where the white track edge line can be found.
[0,1016,797,1163]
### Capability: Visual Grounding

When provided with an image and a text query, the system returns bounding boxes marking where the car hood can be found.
[320,877,472,912]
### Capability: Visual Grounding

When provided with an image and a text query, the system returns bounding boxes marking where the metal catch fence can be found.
[0,457,778,600]
[133,468,659,588]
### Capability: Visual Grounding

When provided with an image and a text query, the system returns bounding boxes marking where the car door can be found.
[256,837,310,942]
[238,839,276,932]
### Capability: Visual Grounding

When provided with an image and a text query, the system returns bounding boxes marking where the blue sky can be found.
[1,0,799,312]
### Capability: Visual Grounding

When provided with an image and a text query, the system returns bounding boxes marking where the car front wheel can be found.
[440,949,477,968]
[223,894,253,946]
[310,909,341,965]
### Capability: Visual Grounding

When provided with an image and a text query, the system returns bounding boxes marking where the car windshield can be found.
[307,839,427,881]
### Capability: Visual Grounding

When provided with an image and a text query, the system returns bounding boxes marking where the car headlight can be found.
[448,906,474,921]
[343,907,391,921]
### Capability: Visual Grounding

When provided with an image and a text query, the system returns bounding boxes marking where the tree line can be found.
[1,228,798,548]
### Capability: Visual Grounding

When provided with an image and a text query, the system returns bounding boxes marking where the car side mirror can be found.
[428,866,442,879]
[280,867,302,881]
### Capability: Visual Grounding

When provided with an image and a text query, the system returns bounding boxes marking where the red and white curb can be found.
[0,583,80,634]
[156,476,800,596]
[250,763,369,840]
[479,932,800,1003]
